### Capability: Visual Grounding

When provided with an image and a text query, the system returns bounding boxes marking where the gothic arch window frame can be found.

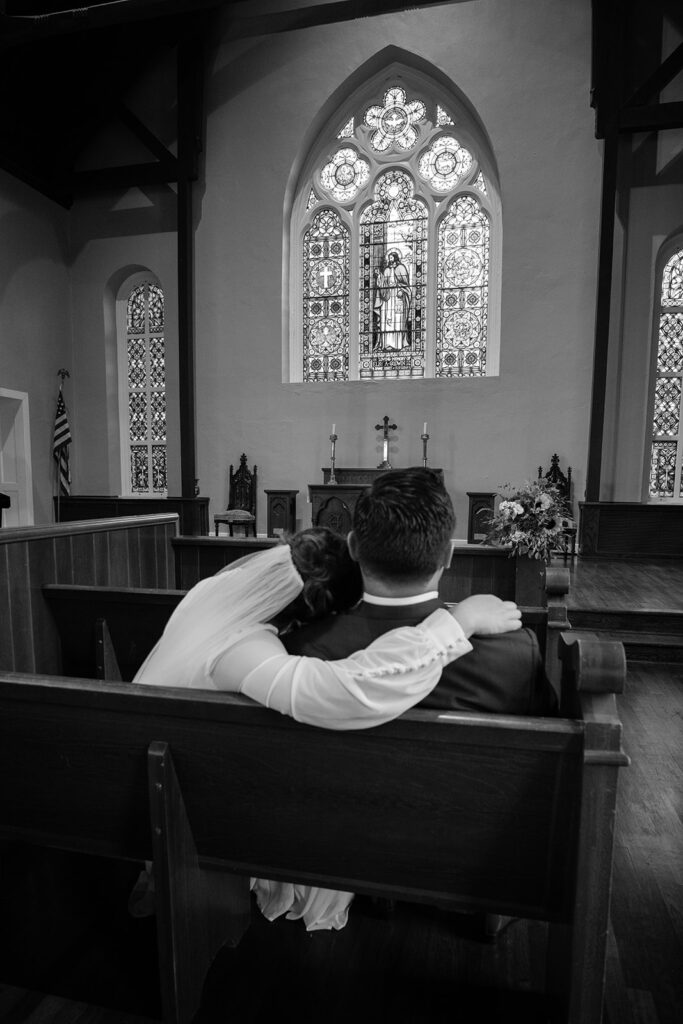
[286,61,502,383]
[644,235,683,503]
[115,270,167,497]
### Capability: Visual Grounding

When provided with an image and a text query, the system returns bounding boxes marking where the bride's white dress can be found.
[133,545,472,930]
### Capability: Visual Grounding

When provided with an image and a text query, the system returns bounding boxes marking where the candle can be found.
[423,422,427,434]
[332,423,336,435]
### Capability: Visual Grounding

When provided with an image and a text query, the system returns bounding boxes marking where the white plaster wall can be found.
[0,170,71,524]
[194,0,600,532]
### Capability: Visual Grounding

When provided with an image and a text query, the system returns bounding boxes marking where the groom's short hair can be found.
[352,467,455,582]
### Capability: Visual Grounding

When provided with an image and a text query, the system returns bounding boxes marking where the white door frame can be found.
[0,387,35,526]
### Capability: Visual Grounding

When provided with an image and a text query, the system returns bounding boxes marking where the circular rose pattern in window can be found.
[320,148,369,202]
[309,319,342,353]
[442,310,481,348]
[444,248,483,287]
[309,259,343,294]
[418,136,473,192]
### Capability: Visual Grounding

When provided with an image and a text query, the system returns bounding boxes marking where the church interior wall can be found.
[610,183,683,501]
[67,192,180,497]
[194,0,600,531]
[1,0,604,534]
[0,170,71,524]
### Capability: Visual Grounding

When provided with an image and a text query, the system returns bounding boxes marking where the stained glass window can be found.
[436,195,489,377]
[303,209,350,382]
[364,87,426,153]
[126,282,166,493]
[292,74,499,382]
[320,148,370,203]
[649,249,683,499]
[418,135,473,192]
[359,171,427,379]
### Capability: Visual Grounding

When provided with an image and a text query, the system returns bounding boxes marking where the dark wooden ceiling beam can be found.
[0,0,463,46]
[619,100,683,133]
[624,40,683,107]
[72,159,179,192]
[116,101,178,165]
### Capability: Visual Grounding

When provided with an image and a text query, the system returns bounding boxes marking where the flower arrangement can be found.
[482,479,568,561]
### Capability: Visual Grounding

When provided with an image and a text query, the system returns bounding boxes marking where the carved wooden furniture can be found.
[264,489,298,538]
[539,454,577,560]
[0,630,627,1024]
[466,491,495,543]
[214,454,257,537]
[309,467,443,533]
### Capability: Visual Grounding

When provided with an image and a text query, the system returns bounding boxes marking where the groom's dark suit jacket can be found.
[283,597,557,716]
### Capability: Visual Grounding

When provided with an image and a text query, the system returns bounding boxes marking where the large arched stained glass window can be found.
[648,247,683,499]
[126,282,167,493]
[289,70,501,383]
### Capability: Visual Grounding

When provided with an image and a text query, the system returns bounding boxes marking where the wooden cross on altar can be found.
[375,415,397,469]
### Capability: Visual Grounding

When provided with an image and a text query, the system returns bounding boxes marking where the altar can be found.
[309,467,442,534]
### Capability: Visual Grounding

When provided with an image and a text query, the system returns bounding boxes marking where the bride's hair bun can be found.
[286,528,362,621]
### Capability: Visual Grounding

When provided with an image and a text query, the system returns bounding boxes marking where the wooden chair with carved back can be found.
[538,454,576,559]
[214,454,257,537]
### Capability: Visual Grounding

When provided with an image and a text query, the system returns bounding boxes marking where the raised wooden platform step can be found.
[568,608,683,664]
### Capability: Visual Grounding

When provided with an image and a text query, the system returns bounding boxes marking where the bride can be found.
[132,527,521,930]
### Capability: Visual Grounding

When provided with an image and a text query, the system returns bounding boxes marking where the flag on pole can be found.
[53,387,72,496]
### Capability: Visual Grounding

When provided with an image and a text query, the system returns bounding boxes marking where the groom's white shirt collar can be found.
[362,591,439,607]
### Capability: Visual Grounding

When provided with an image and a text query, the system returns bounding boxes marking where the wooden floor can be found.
[563,555,683,612]
[2,558,682,1023]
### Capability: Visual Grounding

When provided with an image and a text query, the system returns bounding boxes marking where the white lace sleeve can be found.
[211,608,472,730]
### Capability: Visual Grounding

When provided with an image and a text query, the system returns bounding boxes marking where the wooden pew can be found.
[0,632,628,1024]
[172,534,571,607]
[43,584,185,680]
[43,582,551,682]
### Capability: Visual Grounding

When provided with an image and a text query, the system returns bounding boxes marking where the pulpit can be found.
[309,468,443,534]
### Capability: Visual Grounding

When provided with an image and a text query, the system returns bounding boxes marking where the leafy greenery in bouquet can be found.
[483,479,567,561]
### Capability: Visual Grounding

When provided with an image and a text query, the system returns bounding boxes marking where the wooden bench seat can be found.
[0,632,627,1023]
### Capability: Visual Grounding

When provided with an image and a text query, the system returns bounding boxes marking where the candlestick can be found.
[329,430,338,485]
[420,430,430,468]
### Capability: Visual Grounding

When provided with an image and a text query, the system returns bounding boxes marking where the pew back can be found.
[0,632,627,1024]
[42,583,550,682]
[0,672,577,917]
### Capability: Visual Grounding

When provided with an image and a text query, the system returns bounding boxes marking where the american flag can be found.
[53,387,72,496]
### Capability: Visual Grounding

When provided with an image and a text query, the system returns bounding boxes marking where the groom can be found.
[284,467,557,717]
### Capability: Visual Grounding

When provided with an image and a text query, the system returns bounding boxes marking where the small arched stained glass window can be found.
[126,282,166,493]
[436,195,490,377]
[303,209,350,382]
[649,248,683,499]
